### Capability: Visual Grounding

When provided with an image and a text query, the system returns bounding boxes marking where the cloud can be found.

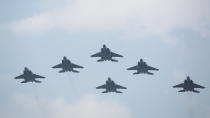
[7,0,210,38]
[0,93,131,118]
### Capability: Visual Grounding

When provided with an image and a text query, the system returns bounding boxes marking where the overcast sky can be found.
[0,0,210,118]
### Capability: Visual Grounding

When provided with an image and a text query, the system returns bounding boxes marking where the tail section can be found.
[178,89,185,92]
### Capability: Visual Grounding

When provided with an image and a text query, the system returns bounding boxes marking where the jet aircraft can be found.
[127,59,159,75]
[173,76,205,93]
[91,44,123,62]
[14,67,45,83]
[52,56,84,73]
[96,77,127,93]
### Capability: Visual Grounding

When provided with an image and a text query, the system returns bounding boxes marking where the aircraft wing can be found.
[146,65,159,70]
[33,74,45,78]
[115,84,127,89]
[96,84,106,89]
[91,52,102,57]
[193,83,205,88]
[110,52,123,57]
[14,74,25,79]
[127,65,138,70]
[52,63,63,68]
[173,83,184,88]
[71,63,84,68]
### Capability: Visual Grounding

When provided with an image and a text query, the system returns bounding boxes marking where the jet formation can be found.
[96,77,127,93]
[52,56,84,73]
[127,59,159,75]
[91,44,123,62]
[173,76,205,93]
[14,44,206,93]
[14,67,45,83]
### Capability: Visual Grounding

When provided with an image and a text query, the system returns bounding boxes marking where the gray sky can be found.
[0,0,210,118]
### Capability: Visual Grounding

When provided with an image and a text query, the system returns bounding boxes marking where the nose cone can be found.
[63,56,67,60]
[24,67,28,71]
[108,77,111,81]
[140,59,143,62]
[103,44,106,48]
[187,76,190,80]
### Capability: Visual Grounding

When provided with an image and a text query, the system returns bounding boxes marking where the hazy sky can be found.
[0,0,210,118]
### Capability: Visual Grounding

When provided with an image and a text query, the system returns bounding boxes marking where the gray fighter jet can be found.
[52,56,84,73]
[14,67,45,83]
[96,77,127,93]
[127,59,159,75]
[173,76,205,93]
[91,44,123,62]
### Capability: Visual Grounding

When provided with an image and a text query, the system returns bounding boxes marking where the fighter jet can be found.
[127,59,159,75]
[52,56,84,73]
[96,77,127,93]
[91,44,123,62]
[173,76,205,93]
[14,67,45,83]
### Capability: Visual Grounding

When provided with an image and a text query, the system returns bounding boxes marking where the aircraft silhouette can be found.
[127,59,159,75]
[96,77,127,93]
[52,56,84,73]
[14,67,45,83]
[91,44,123,62]
[173,76,205,93]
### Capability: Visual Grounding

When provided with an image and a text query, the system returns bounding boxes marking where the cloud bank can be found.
[8,0,210,38]
[0,93,131,118]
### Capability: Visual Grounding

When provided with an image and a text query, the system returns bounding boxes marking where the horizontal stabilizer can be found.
[133,72,140,75]
[72,70,79,73]
[193,90,200,93]
[21,80,27,83]
[146,72,154,75]
[34,80,41,83]
[178,90,185,92]
[115,91,122,93]
[59,70,65,73]
[97,59,104,62]
[102,91,108,93]
[111,59,118,62]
